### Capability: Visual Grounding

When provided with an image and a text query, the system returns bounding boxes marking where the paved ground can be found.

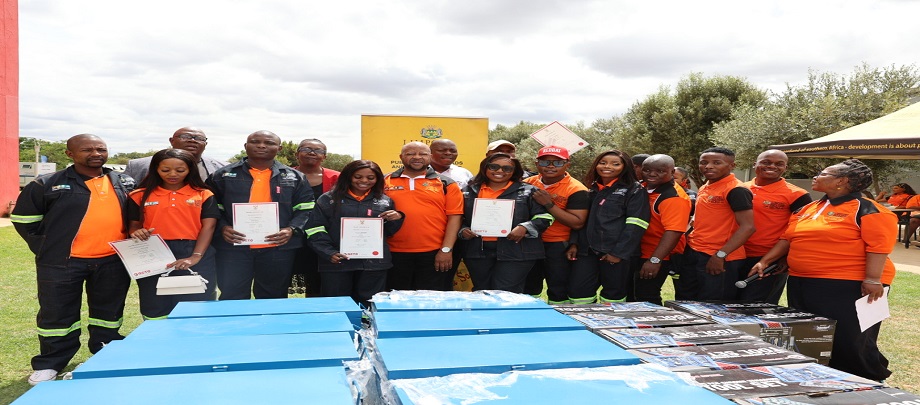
[1,216,918,275]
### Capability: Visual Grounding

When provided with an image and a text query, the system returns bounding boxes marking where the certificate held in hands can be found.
[232,202,280,245]
[340,217,384,259]
[109,234,177,279]
[471,198,515,237]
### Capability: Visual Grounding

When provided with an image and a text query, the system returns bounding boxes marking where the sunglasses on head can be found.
[486,163,515,173]
[537,160,567,167]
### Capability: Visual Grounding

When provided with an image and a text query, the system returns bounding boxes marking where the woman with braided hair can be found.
[749,159,897,381]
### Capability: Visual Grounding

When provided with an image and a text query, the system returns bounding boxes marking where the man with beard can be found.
[12,134,135,385]
[125,127,227,183]
[384,142,464,290]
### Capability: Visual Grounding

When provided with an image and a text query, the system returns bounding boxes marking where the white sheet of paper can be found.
[339,217,384,259]
[855,286,890,332]
[471,198,515,237]
[109,234,177,279]
[232,202,280,245]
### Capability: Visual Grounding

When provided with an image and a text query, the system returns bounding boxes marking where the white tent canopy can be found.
[771,102,920,160]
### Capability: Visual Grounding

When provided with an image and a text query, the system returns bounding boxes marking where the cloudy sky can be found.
[17,0,920,160]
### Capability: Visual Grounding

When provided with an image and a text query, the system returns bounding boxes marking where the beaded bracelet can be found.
[862,279,883,285]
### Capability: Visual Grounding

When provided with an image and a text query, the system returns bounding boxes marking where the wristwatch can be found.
[648,257,661,264]
[715,250,728,259]
[440,247,452,253]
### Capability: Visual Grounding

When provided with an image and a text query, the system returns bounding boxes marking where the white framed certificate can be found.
[340,217,384,259]
[109,234,177,279]
[529,121,589,155]
[471,198,515,237]
[232,202,280,245]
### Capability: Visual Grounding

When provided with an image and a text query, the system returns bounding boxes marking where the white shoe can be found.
[28,369,58,385]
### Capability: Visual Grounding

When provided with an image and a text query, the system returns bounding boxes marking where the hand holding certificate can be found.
[110,234,177,279]
[231,202,280,245]
[471,198,515,237]
[340,217,384,259]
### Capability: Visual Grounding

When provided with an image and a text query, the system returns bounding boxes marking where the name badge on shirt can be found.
[144,201,159,206]
[51,185,71,191]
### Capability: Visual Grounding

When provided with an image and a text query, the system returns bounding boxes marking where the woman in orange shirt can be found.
[876,182,915,208]
[750,159,896,382]
[127,149,219,320]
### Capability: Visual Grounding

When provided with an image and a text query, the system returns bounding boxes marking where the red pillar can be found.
[0,0,19,216]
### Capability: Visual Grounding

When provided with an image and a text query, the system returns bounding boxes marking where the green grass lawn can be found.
[1,226,918,402]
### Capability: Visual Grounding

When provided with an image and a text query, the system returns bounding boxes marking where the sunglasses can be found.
[298,147,327,155]
[486,163,515,173]
[536,160,567,167]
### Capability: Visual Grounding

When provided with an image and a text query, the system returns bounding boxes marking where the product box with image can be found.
[628,340,816,372]
[676,363,883,402]
[665,301,836,365]
[596,323,761,349]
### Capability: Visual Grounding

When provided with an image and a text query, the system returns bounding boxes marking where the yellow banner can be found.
[361,115,489,172]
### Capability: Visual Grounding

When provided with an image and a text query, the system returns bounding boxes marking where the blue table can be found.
[167,297,362,327]
[72,332,358,379]
[128,312,355,340]
[373,308,584,338]
[376,330,640,379]
[14,367,355,405]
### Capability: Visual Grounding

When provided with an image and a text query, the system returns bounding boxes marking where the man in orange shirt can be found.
[632,154,692,305]
[384,142,464,290]
[685,147,755,300]
[11,134,135,385]
[207,131,314,299]
[739,150,811,303]
[523,146,589,302]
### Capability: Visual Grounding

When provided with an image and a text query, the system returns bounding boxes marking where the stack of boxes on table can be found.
[370,291,729,404]
[554,299,918,404]
[13,292,920,404]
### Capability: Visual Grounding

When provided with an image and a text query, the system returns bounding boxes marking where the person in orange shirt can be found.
[632,154,692,306]
[750,159,896,382]
[523,146,589,302]
[384,142,464,291]
[902,194,920,247]
[11,134,134,385]
[875,182,915,207]
[738,150,811,303]
[685,147,755,300]
[127,149,220,320]
[290,138,341,296]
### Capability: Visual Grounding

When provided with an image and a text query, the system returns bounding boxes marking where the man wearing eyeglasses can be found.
[124,127,228,183]
[522,146,589,302]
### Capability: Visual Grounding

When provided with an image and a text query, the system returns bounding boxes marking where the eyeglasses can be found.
[815,172,842,178]
[536,160,567,167]
[176,134,207,142]
[298,147,327,155]
[486,163,515,173]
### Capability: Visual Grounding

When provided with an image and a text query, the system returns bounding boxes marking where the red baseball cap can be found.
[537,146,569,159]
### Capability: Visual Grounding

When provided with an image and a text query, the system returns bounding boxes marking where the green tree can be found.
[109,150,158,165]
[612,73,768,186]
[18,138,69,164]
[712,63,920,193]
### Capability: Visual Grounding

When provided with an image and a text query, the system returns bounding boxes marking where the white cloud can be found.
[16,0,920,160]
